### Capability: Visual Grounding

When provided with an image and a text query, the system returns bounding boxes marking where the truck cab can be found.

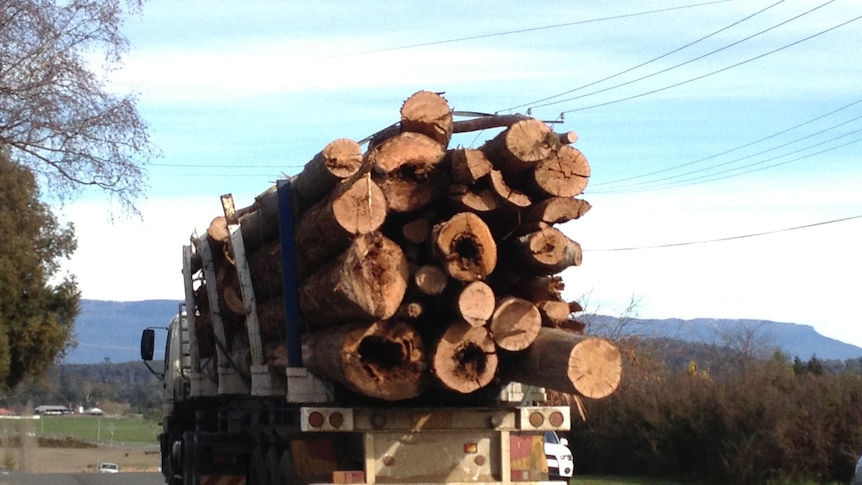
[543,431,573,479]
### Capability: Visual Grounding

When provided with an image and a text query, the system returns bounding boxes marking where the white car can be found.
[543,431,574,479]
[98,462,119,473]
[851,455,862,485]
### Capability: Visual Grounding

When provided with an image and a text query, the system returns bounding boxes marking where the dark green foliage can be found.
[568,341,862,485]
[0,151,79,389]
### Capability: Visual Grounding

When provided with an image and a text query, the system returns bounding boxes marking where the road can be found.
[0,471,163,485]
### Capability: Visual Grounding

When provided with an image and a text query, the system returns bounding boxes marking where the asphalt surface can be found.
[0,471,163,485]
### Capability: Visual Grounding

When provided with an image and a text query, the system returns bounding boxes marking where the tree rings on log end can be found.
[432,322,498,394]
[432,212,497,282]
[568,337,622,400]
[490,297,541,352]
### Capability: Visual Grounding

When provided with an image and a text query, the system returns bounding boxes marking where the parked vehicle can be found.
[543,431,574,479]
[98,462,119,474]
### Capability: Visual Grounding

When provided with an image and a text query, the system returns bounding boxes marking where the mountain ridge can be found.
[66,299,862,364]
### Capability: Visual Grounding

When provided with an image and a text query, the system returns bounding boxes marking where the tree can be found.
[0,150,79,389]
[0,0,154,213]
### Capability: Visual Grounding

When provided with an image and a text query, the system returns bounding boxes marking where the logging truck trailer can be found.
[140,178,573,485]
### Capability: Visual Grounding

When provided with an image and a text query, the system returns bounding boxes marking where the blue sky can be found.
[60,0,862,348]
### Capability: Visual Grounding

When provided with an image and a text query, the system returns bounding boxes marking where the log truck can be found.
[140,92,621,485]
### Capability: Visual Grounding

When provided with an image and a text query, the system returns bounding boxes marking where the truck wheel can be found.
[182,432,200,485]
[265,448,281,485]
[249,447,266,485]
[276,449,292,483]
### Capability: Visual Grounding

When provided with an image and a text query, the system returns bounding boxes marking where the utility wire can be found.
[591,113,862,192]
[587,214,862,252]
[590,98,862,187]
[530,0,839,111]
[314,1,732,60]
[505,0,787,111]
[555,13,862,115]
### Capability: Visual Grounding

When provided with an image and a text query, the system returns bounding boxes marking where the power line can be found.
[590,113,862,193]
[314,1,732,60]
[590,98,862,188]
[555,13,862,115]
[505,0,787,111]
[587,214,862,252]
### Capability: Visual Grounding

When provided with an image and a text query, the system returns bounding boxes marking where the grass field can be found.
[35,415,160,445]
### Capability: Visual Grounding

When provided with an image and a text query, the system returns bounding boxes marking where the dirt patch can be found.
[6,445,160,473]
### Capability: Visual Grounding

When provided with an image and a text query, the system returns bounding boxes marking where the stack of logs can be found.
[193,90,622,404]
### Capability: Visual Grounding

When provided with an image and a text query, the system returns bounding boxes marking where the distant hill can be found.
[65,300,862,363]
[584,315,862,361]
[66,299,180,364]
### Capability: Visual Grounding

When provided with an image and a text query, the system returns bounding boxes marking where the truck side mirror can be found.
[141,328,156,361]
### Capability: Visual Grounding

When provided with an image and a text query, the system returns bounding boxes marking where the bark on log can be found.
[557,131,578,145]
[489,297,542,352]
[431,212,497,282]
[511,226,582,274]
[453,281,496,327]
[400,90,453,147]
[450,148,492,185]
[295,173,387,278]
[530,145,590,198]
[304,320,426,401]
[367,131,449,213]
[489,170,531,209]
[501,328,621,399]
[290,138,364,215]
[299,232,409,327]
[481,118,560,175]
[431,321,498,394]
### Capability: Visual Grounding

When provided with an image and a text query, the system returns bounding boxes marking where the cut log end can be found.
[490,297,541,352]
[568,337,622,399]
[400,90,453,146]
[432,212,497,282]
[322,138,364,179]
[432,322,498,394]
[456,281,496,327]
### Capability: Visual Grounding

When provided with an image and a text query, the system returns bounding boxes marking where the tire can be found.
[265,448,281,485]
[248,447,267,485]
[181,432,200,485]
[276,449,292,484]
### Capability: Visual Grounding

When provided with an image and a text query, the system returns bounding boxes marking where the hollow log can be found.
[450,148,492,185]
[489,297,541,352]
[431,212,497,282]
[299,232,409,327]
[530,145,591,198]
[295,173,387,278]
[481,118,560,175]
[303,320,426,401]
[431,321,498,394]
[511,226,582,275]
[291,138,364,215]
[400,90,453,147]
[501,328,621,399]
[367,131,449,213]
[453,281,496,327]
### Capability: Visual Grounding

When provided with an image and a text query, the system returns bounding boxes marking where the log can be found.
[501,328,621,399]
[530,145,590,198]
[395,301,424,320]
[489,170,531,209]
[511,226,582,274]
[304,320,426,401]
[431,321,498,394]
[431,212,497,282]
[523,197,592,226]
[290,138,364,215]
[299,232,409,327]
[450,148,492,185]
[489,297,541,352]
[481,118,560,175]
[453,281,496,327]
[402,217,431,245]
[414,264,448,296]
[448,184,498,214]
[295,173,387,278]
[557,131,578,145]
[207,216,230,246]
[367,131,449,213]
[536,300,571,328]
[400,90,453,147]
